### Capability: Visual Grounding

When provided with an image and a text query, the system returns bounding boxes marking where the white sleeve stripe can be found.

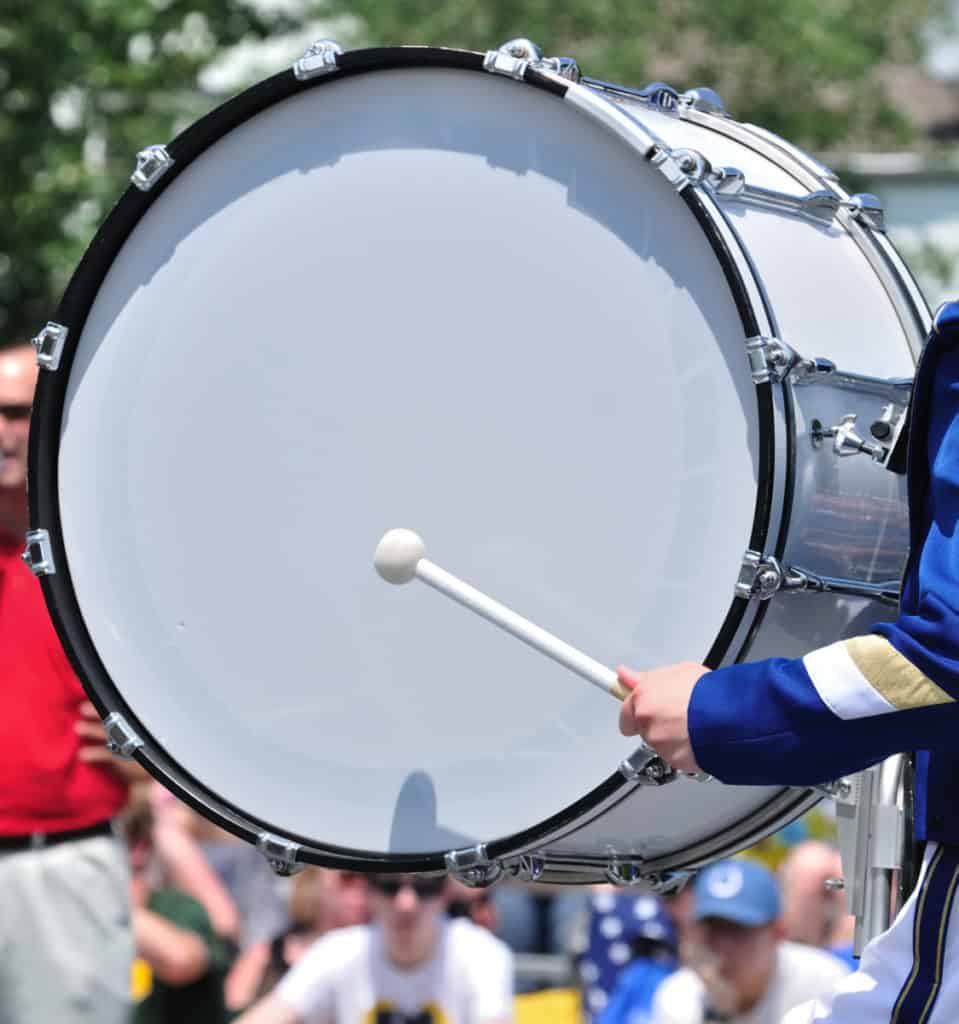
[803,641,897,721]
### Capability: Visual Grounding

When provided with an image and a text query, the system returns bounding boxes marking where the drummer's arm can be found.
[686,642,959,787]
[683,331,959,788]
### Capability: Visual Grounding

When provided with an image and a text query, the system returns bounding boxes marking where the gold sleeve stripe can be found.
[845,635,954,711]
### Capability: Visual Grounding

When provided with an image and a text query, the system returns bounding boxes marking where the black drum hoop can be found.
[29,46,780,871]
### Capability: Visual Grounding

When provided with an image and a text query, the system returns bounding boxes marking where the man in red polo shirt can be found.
[0,342,136,1022]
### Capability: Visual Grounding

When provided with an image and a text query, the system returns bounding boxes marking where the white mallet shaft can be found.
[374,529,631,702]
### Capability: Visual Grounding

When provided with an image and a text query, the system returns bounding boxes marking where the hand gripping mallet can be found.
[373,528,632,701]
[372,529,693,781]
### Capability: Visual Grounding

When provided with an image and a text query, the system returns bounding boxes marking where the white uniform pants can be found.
[0,834,133,1024]
[785,842,959,1024]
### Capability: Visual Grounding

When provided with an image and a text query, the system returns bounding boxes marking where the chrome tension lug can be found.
[604,863,691,893]
[495,37,542,61]
[103,712,143,759]
[708,165,746,197]
[256,832,304,877]
[502,854,546,883]
[813,778,855,802]
[21,529,56,576]
[131,145,173,191]
[737,550,900,607]
[649,146,688,189]
[801,190,842,222]
[605,860,645,887]
[672,148,712,184]
[293,38,342,80]
[789,356,837,384]
[736,550,784,600]
[745,336,798,384]
[637,81,680,110]
[811,414,887,461]
[619,747,677,786]
[645,870,693,895]
[678,87,727,116]
[32,322,68,372]
[445,844,503,888]
[533,55,581,82]
[485,40,580,82]
[844,193,885,232]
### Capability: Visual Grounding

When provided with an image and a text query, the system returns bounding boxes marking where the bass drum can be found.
[26,44,926,886]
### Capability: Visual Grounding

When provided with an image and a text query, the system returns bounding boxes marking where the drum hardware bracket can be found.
[811,413,888,462]
[677,87,727,116]
[605,862,691,893]
[649,146,689,190]
[737,551,900,607]
[131,145,174,192]
[579,76,727,117]
[845,193,886,232]
[102,712,144,760]
[445,843,504,887]
[502,854,546,883]
[812,778,854,802]
[618,747,677,787]
[833,758,906,954]
[678,152,884,230]
[745,335,800,384]
[483,39,580,82]
[21,529,56,576]
[256,832,304,877]
[292,38,343,81]
[31,322,68,372]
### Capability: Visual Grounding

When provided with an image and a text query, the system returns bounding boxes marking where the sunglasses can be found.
[0,404,31,422]
[369,875,446,900]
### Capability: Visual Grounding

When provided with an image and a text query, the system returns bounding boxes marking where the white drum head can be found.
[45,62,762,858]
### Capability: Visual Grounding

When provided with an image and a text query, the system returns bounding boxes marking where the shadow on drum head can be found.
[64,69,755,458]
[388,770,476,855]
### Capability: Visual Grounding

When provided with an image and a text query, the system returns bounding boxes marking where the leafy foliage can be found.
[321,0,946,148]
[0,0,947,341]
[0,0,295,342]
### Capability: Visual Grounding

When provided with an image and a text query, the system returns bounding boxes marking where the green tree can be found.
[1,0,949,341]
[318,0,946,149]
[0,1,296,342]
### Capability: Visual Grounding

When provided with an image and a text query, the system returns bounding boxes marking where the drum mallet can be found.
[373,528,632,702]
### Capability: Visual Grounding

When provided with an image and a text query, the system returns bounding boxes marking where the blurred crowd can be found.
[117,787,858,1023]
[27,767,858,1024]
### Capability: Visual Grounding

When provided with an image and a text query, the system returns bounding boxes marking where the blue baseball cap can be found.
[693,860,780,927]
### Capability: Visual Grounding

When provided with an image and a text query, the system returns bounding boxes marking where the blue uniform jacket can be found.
[689,301,959,844]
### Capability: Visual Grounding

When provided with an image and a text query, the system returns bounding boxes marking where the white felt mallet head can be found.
[374,528,426,584]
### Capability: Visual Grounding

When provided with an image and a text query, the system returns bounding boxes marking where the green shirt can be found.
[133,888,233,1024]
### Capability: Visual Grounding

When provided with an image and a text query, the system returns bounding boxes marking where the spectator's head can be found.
[446,878,498,932]
[288,868,370,935]
[368,873,448,968]
[780,840,849,948]
[578,890,679,1020]
[0,344,37,500]
[692,860,782,1015]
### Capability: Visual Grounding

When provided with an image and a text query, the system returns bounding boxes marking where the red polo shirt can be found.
[0,531,126,833]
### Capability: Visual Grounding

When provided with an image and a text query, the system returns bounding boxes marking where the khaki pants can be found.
[0,834,133,1024]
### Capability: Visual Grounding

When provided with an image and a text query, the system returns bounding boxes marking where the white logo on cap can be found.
[707,865,744,900]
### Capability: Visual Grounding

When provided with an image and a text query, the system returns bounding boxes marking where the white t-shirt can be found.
[277,918,514,1024]
[650,941,849,1024]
